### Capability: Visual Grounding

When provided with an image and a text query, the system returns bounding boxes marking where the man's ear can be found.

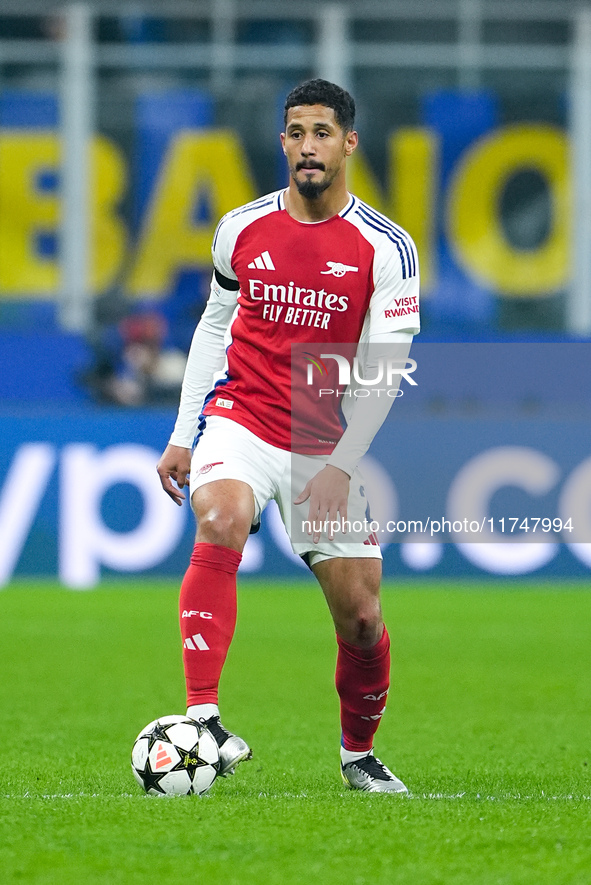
[345,130,359,156]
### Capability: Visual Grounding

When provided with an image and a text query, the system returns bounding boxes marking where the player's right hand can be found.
[157,444,192,506]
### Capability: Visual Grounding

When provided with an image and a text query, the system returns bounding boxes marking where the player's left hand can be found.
[294,464,350,544]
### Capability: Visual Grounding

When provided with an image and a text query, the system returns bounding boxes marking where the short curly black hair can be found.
[283,79,356,133]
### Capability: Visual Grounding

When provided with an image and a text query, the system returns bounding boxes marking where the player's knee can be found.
[196,508,250,549]
[337,601,382,648]
[350,615,382,647]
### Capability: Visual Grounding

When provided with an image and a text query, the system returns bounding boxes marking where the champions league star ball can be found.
[131,715,220,796]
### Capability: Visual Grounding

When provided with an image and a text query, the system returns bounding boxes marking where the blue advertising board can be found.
[1,392,590,587]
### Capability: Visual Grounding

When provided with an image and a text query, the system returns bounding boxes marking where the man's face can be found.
[281,104,357,199]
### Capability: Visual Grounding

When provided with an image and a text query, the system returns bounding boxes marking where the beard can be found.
[294,176,331,199]
[292,161,336,200]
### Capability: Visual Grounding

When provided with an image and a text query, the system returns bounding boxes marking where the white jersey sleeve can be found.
[345,199,420,337]
[168,271,238,448]
[326,331,413,477]
[325,203,420,474]
[211,211,240,282]
[368,236,420,337]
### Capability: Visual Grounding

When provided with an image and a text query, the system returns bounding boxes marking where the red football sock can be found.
[335,627,391,753]
[179,542,242,707]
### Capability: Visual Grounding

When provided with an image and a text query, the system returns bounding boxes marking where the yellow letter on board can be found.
[0,132,127,297]
[447,124,569,297]
[129,130,256,297]
[0,133,59,296]
[347,130,437,292]
[90,136,128,293]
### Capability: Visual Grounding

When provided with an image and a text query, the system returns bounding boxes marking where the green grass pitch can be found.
[1,579,590,884]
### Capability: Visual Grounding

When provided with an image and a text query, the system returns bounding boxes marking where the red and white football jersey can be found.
[202,190,420,452]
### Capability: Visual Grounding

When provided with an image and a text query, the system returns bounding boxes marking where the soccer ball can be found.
[131,715,220,796]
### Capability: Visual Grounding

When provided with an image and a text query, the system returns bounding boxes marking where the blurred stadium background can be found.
[1,0,591,587]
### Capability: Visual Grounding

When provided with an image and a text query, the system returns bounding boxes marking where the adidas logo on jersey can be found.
[248,250,275,270]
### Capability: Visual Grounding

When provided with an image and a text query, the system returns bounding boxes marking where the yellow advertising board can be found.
[0,123,570,300]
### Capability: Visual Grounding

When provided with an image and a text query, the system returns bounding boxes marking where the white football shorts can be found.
[189,416,382,567]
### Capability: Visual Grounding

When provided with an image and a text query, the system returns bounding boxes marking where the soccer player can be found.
[157,79,420,792]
